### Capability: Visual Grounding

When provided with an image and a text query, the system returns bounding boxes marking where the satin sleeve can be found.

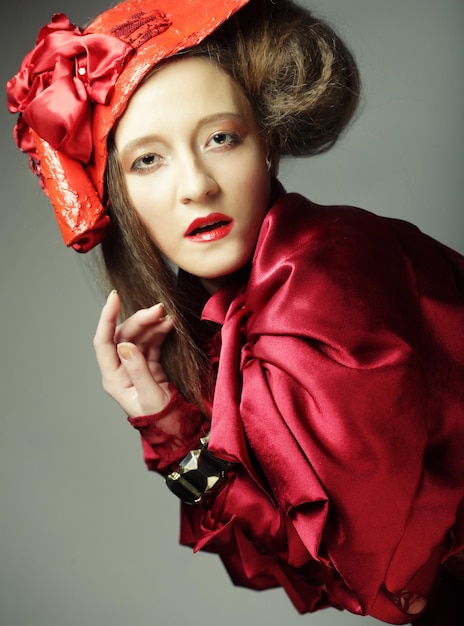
[197,194,464,621]
[128,385,209,475]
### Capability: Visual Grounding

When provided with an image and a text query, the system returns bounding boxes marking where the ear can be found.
[266,149,280,178]
[271,151,280,177]
[266,148,280,177]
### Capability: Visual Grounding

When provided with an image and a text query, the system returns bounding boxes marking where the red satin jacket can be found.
[128,193,464,623]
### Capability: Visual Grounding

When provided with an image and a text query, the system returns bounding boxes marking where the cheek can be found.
[247,162,272,210]
[123,183,171,246]
[230,149,270,204]
[125,179,169,223]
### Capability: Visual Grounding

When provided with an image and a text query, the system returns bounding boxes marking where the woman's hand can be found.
[94,290,175,417]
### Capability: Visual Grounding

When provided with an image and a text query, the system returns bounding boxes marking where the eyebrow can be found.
[200,112,244,126]
[118,112,246,158]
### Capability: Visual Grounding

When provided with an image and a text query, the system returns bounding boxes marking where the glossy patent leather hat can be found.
[6,0,250,252]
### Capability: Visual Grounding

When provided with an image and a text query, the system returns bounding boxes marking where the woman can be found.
[6,0,464,622]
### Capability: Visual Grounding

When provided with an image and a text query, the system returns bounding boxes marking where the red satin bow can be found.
[6,13,134,164]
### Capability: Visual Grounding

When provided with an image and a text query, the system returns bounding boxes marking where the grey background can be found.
[1,1,463,625]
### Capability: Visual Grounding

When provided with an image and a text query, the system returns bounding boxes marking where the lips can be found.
[184,213,233,242]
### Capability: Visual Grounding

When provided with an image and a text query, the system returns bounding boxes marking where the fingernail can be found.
[107,289,117,301]
[117,343,135,361]
[152,302,168,319]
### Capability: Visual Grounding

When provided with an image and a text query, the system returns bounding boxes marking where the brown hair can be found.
[99,0,361,413]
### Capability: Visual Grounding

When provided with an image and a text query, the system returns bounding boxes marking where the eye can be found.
[131,153,163,172]
[207,132,242,148]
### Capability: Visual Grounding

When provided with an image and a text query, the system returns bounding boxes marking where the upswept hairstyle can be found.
[101,0,361,413]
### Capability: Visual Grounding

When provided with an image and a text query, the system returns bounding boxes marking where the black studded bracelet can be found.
[165,433,233,504]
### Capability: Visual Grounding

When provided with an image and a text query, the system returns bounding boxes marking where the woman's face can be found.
[114,56,272,293]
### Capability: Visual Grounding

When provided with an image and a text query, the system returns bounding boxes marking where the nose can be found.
[178,154,219,204]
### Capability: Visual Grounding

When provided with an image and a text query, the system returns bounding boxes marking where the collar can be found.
[201,270,248,325]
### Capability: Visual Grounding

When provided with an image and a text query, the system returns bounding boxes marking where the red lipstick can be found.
[184,213,233,242]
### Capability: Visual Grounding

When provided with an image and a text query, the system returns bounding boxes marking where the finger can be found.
[118,341,170,386]
[144,315,175,356]
[117,342,171,415]
[93,290,121,373]
[114,302,166,343]
[115,308,175,353]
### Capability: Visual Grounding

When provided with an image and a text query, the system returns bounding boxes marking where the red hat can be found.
[6,0,251,252]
